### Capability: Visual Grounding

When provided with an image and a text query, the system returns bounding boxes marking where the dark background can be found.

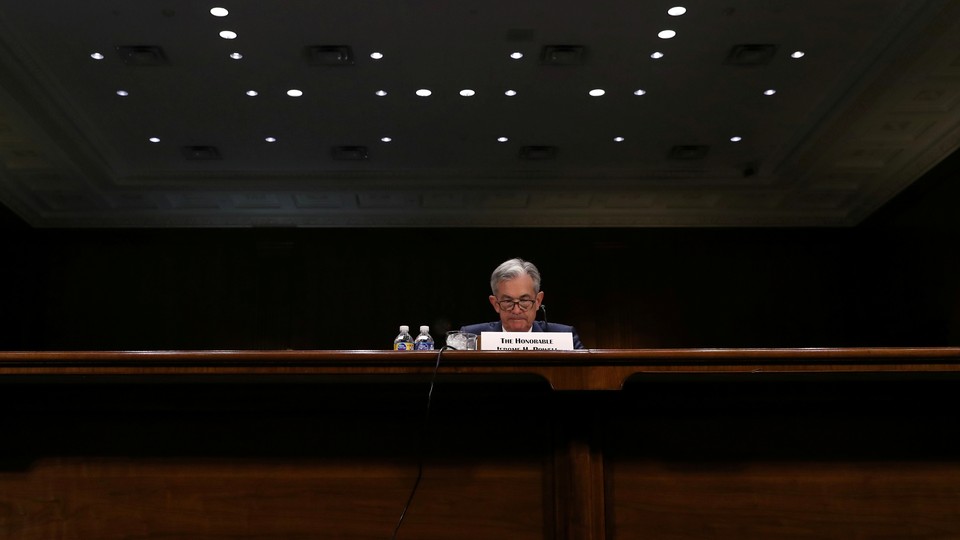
[2,150,959,351]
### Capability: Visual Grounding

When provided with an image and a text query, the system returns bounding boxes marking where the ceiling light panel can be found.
[725,44,777,66]
[520,146,558,160]
[5,0,926,186]
[182,145,222,160]
[540,45,586,65]
[305,45,354,66]
[668,145,709,160]
[332,146,368,161]
[116,45,168,66]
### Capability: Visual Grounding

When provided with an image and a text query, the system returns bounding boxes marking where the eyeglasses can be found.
[497,298,535,311]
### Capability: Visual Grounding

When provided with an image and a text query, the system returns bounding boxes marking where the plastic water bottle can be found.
[393,325,414,350]
[414,325,435,350]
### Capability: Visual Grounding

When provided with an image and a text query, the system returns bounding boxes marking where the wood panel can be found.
[3,227,960,351]
[606,377,960,539]
[0,381,553,540]
[4,350,960,539]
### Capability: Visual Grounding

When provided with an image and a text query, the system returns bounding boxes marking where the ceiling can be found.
[0,0,959,228]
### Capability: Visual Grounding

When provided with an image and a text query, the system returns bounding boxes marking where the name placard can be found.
[480,332,574,351]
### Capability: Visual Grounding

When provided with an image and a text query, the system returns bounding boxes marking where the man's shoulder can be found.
[537,322,585,349]
[460,321,501,334]
[534,321,576,333]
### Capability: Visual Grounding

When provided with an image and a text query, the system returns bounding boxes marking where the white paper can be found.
[480,331,575,351]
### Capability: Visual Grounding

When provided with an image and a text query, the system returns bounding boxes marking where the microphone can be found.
[540,304,549,332]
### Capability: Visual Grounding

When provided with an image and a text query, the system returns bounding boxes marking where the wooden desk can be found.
[3,349,960,539]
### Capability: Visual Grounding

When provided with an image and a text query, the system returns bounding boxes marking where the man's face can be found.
[488,274,545,332]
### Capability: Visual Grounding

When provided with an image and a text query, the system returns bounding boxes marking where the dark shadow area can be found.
[1,226,959,350]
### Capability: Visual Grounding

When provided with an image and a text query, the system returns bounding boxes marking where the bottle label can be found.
[414,341,434,350]
[394,342,413,351]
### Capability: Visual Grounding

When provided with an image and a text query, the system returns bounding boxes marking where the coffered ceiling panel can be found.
[0,0,959,227]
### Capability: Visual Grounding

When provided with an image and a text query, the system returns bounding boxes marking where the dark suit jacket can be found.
[459,321,585,349]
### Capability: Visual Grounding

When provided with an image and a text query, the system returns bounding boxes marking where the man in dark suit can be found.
[460,257,585,349]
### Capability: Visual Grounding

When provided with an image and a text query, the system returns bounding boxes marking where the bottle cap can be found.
[399,325,409,332]
[420,325,429,333]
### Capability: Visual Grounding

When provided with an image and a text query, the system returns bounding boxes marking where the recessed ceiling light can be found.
[510,52,523,60]
[116,90,129,97]
[265,137,277,143]
[416,89,432,97]
[763,89,777,96]
[370,51,384,60]
[287,89,303,97]
[633,89,647,96]
[219,30,238,40]
[504,89,517,96]
[375,90,387,96]
[90,52,104,60]
[229,52,243,60]
[148,137,160,143]
[497,137,509,143]
[658,30,676,39]
[246,90,258,97]
[381,137,392,143]
[614,137,625,142]
[588,88,605,97]
[791,50,805,59]
[668,6,687,16]
[210,7,229,17]
[730,136,743,142]
[651,51,665,59]
[460,89,476,97]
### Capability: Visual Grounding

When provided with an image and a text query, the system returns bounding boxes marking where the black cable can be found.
[390,345,447,540]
